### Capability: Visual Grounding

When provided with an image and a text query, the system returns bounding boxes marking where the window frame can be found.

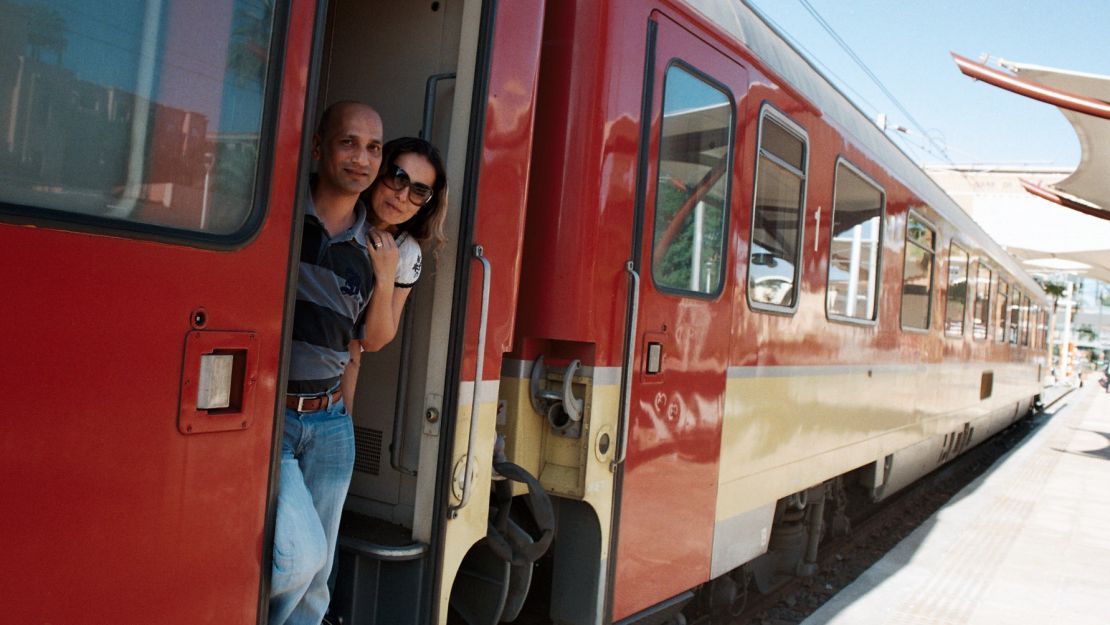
[995,278,1010,344]
[1020,293,1031,346]
[898,209,936,333]
[943,241,970,338]
[0,0,289,251]
[1029,304,1040,349]
[1040,308,1049,348]
[648,59,736,301]
[825,157,886,326]
[746,102,808,315]
[972,260,993,341]
[1008,287,1022,345]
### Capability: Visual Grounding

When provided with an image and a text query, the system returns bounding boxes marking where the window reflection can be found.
[996,280,1009,343]
[750,112,805,308]
[827,163,883,321]
[0,0,274,235]
[944,243,968,336]
[900,214,934,330]
[1008,288,1022,345]
[972,262,991,340]
[651,65,732,295]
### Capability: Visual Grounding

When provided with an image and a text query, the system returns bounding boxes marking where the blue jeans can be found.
[270,400,355,625]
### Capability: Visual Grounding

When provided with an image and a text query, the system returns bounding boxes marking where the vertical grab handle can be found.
[420,73,456,141]
[612,261,640,470]
[448,244,492,518]
[389,304,417,476]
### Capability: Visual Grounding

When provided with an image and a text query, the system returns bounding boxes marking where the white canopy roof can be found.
[949,55,1110,281]
[1004,60,1110,213]
[1005,246,1110,284]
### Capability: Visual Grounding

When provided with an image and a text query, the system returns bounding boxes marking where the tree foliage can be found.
[652,181,724,293]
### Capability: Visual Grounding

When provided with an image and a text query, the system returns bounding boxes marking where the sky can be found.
[745,0,1110,168]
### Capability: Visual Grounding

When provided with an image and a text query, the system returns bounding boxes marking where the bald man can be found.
[270,101,383,625]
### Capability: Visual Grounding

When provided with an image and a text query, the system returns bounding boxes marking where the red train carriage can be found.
[0,1,1046,624]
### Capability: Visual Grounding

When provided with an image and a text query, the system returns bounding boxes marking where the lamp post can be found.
[1061,276,1075,383]
[1099,283,1107,363]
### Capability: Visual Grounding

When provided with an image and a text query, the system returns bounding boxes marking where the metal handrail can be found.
[448,245,492,518]
[389,304,417,476]
[613,261,640,470]
[420,73,457,141]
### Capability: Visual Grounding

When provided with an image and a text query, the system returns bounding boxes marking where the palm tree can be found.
[1037,278,1066,314]
[1036,276,1068,374]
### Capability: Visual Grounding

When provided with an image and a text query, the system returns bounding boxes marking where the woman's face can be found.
[370,152,436,231]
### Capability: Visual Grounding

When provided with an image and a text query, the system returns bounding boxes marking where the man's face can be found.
[313,105,383,197]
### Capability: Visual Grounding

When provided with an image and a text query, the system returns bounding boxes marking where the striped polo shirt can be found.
[288,194,374,395]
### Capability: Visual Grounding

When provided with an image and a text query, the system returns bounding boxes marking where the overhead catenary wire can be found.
[795,0,957,166]
[754,9,887,120]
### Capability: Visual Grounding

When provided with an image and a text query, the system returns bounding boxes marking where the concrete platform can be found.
[801,383,1110,625]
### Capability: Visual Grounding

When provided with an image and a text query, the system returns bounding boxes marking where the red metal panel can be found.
[511,0,653,367]
[460,0,547,380]
[0,0,317,623]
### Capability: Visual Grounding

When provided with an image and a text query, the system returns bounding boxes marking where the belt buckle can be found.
[296,396,310,412]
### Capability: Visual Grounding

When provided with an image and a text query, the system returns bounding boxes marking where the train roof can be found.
[680,0,1048,301]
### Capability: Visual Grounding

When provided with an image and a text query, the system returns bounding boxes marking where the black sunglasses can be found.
[381,165,435,206]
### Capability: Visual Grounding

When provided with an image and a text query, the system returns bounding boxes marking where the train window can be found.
[899,212,934,330]
[1020,294,1031,346]
[995,279,1009,343]
[1025,304,1034,350]
[749,107,806,310]
[944,243,969,336]
[972,262,992,340]
[1040,309,1049,348]
[1008,288,1021,345]
[827,161,884,322]
[0,0,276,238]
[651,64,733,296]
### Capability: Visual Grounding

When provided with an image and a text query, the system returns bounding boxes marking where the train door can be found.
[309,2,547,624]
[0,0,316,623]
[611,13,746,621]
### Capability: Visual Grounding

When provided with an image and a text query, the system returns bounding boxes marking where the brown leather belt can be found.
[286,388,343,413]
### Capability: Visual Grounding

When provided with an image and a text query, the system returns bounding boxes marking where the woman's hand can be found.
[367,227,400,283]
[359,228,408,353]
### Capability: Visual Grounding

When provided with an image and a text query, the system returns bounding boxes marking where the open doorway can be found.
[310,1,476,622]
